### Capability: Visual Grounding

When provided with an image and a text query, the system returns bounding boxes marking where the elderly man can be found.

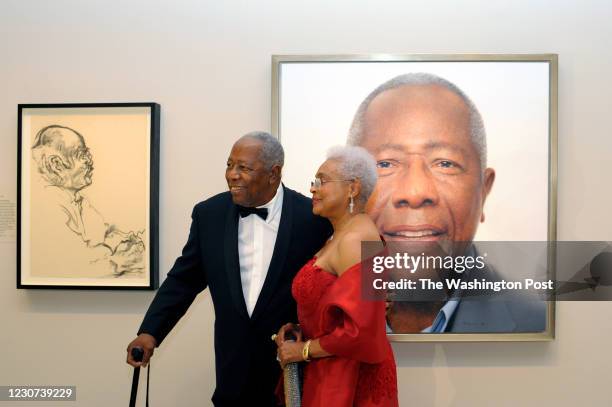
[348,73,545,333]
[126,132,332,406]
[30,125,144,276]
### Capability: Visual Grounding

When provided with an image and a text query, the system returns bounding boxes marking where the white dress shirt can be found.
[238,183,284,316]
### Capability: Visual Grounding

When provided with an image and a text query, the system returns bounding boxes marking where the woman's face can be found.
[310,159,353,218]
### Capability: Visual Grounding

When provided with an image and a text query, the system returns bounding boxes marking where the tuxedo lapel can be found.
[224,203,249,320]
[250,186,293,321]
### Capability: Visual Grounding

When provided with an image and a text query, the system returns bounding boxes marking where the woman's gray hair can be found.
[347,72,487,170]
[241,131,284,169]
[326,145,378,206]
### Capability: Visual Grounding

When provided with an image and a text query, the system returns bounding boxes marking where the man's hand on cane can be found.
[126,333,157,368]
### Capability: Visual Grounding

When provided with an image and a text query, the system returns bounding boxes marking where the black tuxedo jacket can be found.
[138,185,332,406]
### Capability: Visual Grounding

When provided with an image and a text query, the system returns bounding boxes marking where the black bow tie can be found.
[237,205,268,220]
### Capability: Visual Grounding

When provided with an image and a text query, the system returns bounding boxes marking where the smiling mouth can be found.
[383,226,446,240]
[230,186,245,192]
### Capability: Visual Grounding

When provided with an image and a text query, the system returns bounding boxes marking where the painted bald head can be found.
[348,73,495,253]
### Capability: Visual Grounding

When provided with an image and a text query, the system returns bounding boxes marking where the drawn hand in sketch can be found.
[105,228,146,275]
[31,125,146,277]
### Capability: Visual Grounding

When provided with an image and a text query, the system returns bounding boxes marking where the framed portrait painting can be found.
[17,103,160,290]
[272,55,557,341]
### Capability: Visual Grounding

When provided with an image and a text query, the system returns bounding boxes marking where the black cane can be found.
[129,347,149,407]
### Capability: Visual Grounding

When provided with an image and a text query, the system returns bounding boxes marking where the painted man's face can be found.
[358,84,495,255]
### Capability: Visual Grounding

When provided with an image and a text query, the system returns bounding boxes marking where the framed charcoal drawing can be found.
[272,55,557,342]
[17,103,160,289]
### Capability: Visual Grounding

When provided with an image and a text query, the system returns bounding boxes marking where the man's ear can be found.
[480,168,495,223]
[46,155,66,176]
[269,164,282,184]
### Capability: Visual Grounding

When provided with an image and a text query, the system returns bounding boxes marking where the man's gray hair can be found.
[347,72,488,169]
[241,131,284,170]
[326,145,378,206]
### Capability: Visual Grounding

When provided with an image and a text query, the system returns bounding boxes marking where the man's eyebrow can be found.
[373,143,405,153]
[227,159,254,166]
[422,141,469,155]
[374,141,469,155]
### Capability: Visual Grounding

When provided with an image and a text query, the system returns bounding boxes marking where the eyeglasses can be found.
[310,178,354,188]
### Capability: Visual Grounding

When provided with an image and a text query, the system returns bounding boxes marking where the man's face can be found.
[359,84,495,253]
[57,130,94,191]
[225,138,279,207]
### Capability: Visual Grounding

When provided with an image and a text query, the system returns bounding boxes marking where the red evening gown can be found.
[291,257,398,407]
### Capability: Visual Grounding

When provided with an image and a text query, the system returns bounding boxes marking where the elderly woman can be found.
[275,146,398,407]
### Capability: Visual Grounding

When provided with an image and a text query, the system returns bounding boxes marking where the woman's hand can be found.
[277,340,305,368]
[274,323,302,347]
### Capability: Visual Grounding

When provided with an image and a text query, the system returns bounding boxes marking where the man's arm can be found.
[126,206,207,366]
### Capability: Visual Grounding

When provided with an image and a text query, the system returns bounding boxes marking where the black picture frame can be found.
[17,103,160,290]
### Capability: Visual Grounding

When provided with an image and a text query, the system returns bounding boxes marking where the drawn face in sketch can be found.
[32,126,94,191]
[356,84,495,254]
[63,135,94,191]
[55,129,94,191]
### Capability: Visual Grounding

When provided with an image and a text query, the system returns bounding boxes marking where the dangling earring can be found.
[349,195,354,214]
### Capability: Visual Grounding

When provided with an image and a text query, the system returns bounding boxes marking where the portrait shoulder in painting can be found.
[29,124,145,278]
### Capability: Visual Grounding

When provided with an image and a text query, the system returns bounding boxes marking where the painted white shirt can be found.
[238,183,284,316]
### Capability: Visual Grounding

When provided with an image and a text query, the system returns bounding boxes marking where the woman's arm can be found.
[277,338,332,368]
[307,338,332,359]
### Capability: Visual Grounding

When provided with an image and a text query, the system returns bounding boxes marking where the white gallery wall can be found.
[1,0,611,405]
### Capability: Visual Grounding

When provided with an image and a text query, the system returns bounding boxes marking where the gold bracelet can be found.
[302,339,312,362]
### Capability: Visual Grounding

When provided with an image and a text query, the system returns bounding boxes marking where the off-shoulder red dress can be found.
[291,257,398,407]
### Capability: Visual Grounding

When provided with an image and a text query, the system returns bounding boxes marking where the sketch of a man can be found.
[31,125,145,276]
